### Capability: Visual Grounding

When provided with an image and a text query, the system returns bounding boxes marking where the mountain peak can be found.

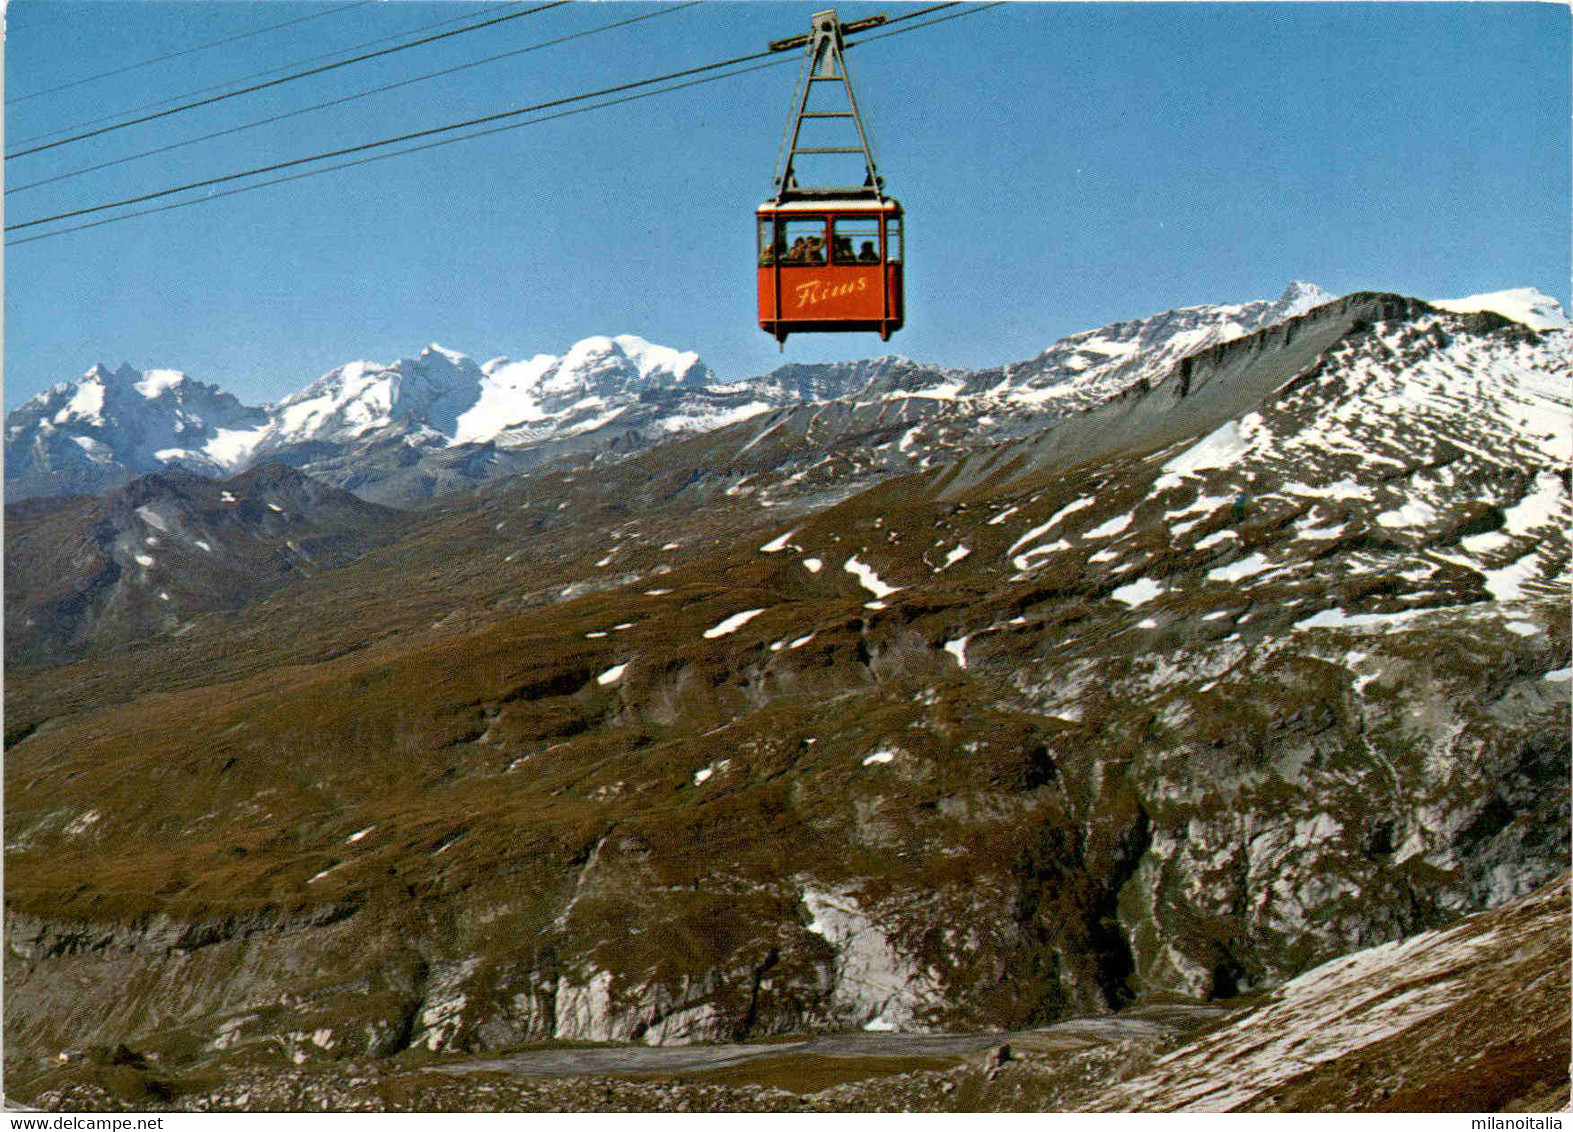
[421,343,473,366]
[1276,280,1334,311]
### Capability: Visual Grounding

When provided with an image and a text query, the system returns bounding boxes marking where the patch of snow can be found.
[1011,539,1072,571]
[1083,513,1132,539]
[1502,471,1566,535]
[55,378,106,425]
[1008,496,1095,554]
[1375,499,1438,530]
[64,810,103,838]
[1482,553,1543,601]
[346,826,376,843]
[1293,607,1429,633]
[703,608,767,639]
[135,368,186,398]
[943,636,970,669]
[134,505,170,532]
[759,529,799,553]
[939,544,971,569]
[887,381,964,402]
[1194,529,1237,550]
[862,749,896,766]
[70,435,114,463]
[597,663,628,686]
[802,557,823,573]
[1164,493,1235,523]
[1111,578,1164,607]
[844,555,900,599]
[1207,553,1272,582]
[1154,419,1249,489]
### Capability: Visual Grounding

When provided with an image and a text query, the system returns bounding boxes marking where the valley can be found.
[5,283,1569,1111]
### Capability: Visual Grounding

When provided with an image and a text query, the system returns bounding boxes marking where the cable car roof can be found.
[757,195,902,215]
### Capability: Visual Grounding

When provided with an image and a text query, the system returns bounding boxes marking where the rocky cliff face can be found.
[5,288,1567,1101]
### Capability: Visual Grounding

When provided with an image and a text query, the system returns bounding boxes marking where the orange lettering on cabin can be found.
[792,276,869,310]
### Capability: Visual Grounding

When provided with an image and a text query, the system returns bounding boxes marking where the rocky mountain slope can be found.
[4,284,1568,1110]
[5,463,410,669]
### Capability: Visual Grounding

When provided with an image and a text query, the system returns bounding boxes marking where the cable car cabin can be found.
[757,194,903,345]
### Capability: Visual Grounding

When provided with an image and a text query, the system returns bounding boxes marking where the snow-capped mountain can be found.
[4,363,268,498]
[1,336,746,502]
[6,282,1563,507]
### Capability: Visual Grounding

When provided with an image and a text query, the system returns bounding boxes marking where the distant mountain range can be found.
[27,280,1559,506]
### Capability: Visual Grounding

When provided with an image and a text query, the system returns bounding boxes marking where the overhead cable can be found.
[8,55,797,249]
[7,2,513,150]
[7,41,783,231]
[5,2,572,161]
[5,0,375,105]
[7,4,1004,246]
[8,3,701,197]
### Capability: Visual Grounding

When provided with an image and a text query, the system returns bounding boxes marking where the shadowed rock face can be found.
[4,289,1567,1107]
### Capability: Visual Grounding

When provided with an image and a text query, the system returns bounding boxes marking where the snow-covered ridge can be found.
[1431,287,1570,331]
[979,281,1338,412]
[5,335,727,487]
[10,281,1561,503]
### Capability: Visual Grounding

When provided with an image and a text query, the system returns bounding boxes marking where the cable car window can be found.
[758,217,783,265]
[773,218,828,264]
[832,216,881,264]
[886,215,903,264]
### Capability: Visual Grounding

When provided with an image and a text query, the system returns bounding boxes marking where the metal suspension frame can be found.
[769,9,888,202]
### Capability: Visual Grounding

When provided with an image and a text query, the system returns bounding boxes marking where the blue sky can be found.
[5,1,1569,409]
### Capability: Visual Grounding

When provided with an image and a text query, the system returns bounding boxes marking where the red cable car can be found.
[757,10,903,346]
